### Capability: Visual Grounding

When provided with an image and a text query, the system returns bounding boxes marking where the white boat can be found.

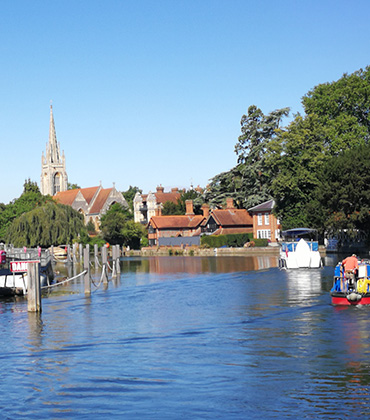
[0,269,49,295]
[0,269,27,295]
[278,228,322,269]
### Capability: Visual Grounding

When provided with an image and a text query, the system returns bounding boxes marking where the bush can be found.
[253,238,269,247]
[201,233,253,248]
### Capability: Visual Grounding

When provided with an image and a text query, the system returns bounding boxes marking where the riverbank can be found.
[133,245,327,257]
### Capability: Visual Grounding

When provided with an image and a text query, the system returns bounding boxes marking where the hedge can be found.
[201,233,256,248]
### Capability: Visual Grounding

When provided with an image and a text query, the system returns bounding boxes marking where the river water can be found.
[1,254,370,419]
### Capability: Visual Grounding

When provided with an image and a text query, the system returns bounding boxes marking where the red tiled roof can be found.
[213,227,253,235]
[155,192,180,204]
[89,188,113,214]
[54,186,101,206]
[79,187,100,204]
[211,209,253,227]
[54,189,80,206]
[150,215,205,229]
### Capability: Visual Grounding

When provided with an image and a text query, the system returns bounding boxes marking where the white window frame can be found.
[257,213,263,226]
[257,229,271,239]
[264,213,269,225]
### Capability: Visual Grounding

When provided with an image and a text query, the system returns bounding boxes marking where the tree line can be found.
[2,67,369,247]
[0,181,147,249]
[205,66,370,240]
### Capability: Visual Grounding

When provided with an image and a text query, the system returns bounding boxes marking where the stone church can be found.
[41,105,128,230]
[40,105,68,196]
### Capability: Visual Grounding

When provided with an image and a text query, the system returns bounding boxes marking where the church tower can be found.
[40,105,68,196]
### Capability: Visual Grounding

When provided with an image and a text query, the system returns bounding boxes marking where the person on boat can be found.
[342,254,359,288]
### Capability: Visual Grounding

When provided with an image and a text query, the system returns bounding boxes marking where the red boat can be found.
[331,260,370,305]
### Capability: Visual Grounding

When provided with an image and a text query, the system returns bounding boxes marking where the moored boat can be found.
[330,260,370,305]
[0,248,53,296]
[279,228,322,269]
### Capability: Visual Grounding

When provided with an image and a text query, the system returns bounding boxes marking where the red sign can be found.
[10,261,40,273]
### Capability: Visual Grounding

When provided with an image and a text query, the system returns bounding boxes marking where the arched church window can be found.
[53,173,61,195]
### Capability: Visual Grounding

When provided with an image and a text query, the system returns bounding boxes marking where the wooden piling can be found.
[102,246,108,285]
[112,246,117,278]
[28,262,42,313]
[116,245,121,274]
[67,244,71,263]
[94,244,98,267]
[83,246,91,295]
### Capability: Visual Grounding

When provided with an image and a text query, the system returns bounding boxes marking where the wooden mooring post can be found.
[102,245,108,285]
[28,262,42,313]
[116,245,121,275]
[94,244,99,268]
[112,245,117,278]
[83,246,91,295]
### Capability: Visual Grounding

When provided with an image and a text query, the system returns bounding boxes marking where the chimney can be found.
[226,198,234,209]
[155,206,162,216]
[171,187,178,193]
[185,200,194,215]
[156,185,164,193]
[195,185,203,193]
[202,203,210,219]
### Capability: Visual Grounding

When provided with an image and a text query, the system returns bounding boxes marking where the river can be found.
[0,254,369,419]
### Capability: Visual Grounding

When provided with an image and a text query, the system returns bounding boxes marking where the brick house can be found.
[202,198,253,235]
[147,200,205,247]
[133,186,181,224]
[248,199,280,242]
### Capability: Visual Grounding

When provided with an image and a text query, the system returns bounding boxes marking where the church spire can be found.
[49,104,60,163]
[40,104,68,196]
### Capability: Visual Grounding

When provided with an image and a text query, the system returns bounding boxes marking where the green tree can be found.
[177,189,203,214]
[302,66,370,154]
[123,186,142,211]
[162,201,182,215]
[205,105,289,210]
[204,166,244,209]
[235,105,290,208]
[267,67,370,230]
[314,145,370,236]
[68,183,81,190]
[0,179,52,240]
[121,220,147,249]
[161,189,204,215]
[100,203,146,248]
[266,114,327,228]
[6,202,86,247]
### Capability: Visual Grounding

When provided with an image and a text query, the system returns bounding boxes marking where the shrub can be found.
[201,233,253,248]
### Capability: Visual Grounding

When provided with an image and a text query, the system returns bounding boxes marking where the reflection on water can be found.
[1,256,370,419]
[122,255,279,274]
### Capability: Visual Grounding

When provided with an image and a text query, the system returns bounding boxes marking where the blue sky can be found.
[1,0,369,203]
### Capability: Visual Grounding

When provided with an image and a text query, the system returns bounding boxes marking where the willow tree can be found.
[6,202,86,247]
[0,179,53,241]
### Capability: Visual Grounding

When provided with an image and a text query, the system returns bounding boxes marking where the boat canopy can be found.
[281,228,318,241]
